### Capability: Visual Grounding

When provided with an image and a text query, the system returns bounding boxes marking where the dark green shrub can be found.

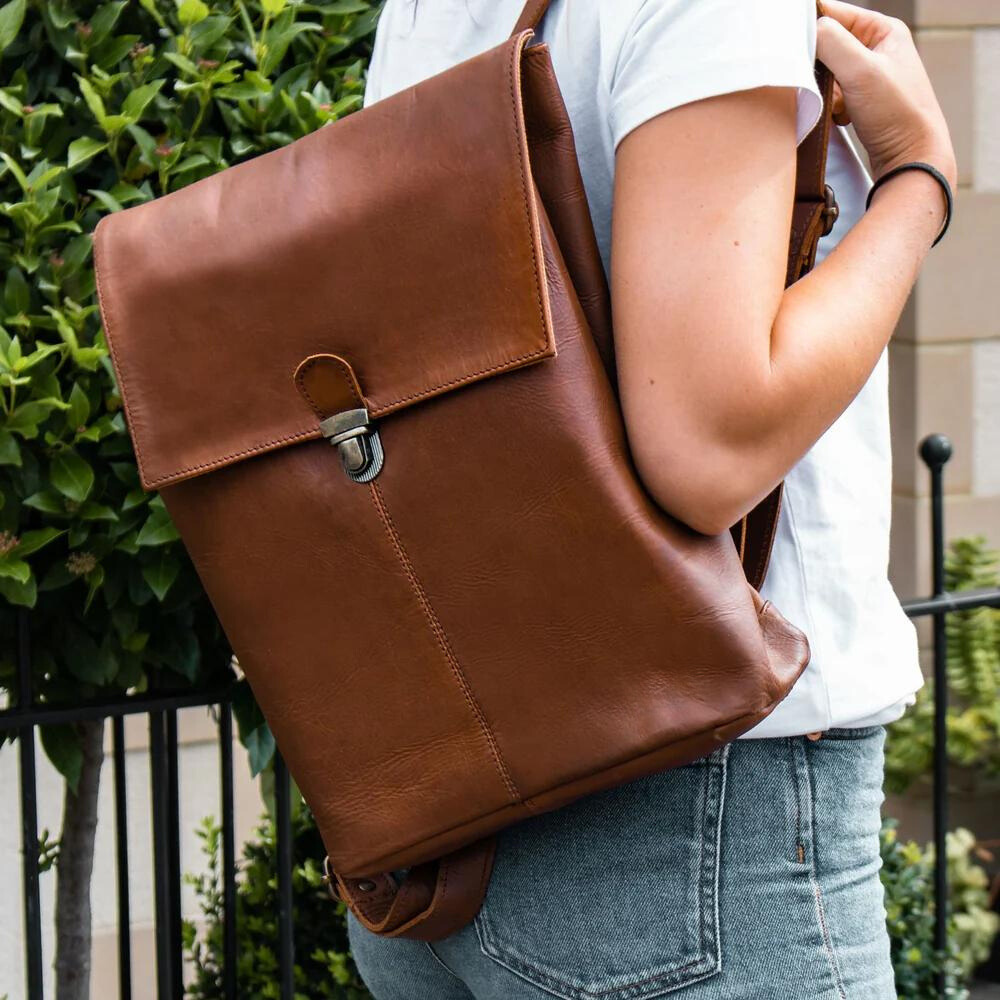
[184,808,371,1000]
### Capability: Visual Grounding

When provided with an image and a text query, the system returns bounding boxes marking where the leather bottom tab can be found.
[331,837,497,941]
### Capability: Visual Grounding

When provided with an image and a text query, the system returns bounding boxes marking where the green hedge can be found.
[0,0,377,772]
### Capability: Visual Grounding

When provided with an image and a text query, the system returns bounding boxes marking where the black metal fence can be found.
[3,434,1000,1000]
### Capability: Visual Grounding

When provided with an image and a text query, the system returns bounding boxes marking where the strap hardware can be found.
[320,408,384,483]
[821,183,839,237]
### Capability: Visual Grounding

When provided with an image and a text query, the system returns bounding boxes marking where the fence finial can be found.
[919,432,953,469]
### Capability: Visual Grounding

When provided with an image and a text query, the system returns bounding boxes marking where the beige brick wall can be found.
[869,1,1000,598]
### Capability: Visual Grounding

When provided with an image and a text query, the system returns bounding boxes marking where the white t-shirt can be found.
[364,0,924,738]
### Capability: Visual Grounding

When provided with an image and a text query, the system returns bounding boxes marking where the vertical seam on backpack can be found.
[367,480,520,803]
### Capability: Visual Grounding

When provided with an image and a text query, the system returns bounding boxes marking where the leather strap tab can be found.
[294,353,365,419]
[511,0,551,36]
[332,838,497,941]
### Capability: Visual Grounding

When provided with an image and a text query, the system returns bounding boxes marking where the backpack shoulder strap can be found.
[511,0,552,36]
[734,56,837,589]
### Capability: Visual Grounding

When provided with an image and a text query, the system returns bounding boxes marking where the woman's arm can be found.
[611,2,957,536]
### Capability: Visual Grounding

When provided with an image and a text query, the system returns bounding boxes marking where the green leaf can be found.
[177,0,209,26]
[67,136,107,169]
[7,399,63,437]
[0,87,22,115]
[13,342,62,375]
[244,723,275,778]
[0,151,29,192]
[87,188,122,214]
[51,450,95,502]
[11,527,64,558]
[4,266,30,314]
[135,507,180,546]
[142,549,180,600]
[162,51,198,76]
[23,490,66,514]
[78,502,117,521]
[40,725,83,794]
[0,0,26,54]
[0,557,30,582]
[125,124,158,166]
[63,625,116,684]
[88,1,127,44]
[170,153,210,176]
[0,572,36,606]
[76,77,107,127]
[0,428,20,465]
[121,80,164,122]
[260,0,286,14]
[122,487,146,510]
[83,564,105,613]
[213,82,265,102]
[67,381,90,429]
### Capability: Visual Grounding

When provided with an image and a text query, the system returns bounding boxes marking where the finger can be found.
[817,14,877,84]
[820,0,891,48]
[831,82,852,125]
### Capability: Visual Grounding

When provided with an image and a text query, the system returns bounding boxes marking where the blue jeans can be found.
[349,727,894,999]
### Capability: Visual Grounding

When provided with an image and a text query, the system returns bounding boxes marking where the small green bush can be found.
[881,819,999,998]
[184,808,371,1000]
[885,536,1000,794]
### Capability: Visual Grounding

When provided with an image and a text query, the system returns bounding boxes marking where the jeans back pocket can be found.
[474,746,728,1000]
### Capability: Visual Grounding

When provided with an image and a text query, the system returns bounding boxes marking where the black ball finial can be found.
[919,433,952,469]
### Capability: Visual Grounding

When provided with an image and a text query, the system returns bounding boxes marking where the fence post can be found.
[112,715,133,1000]
[919,431,952,995]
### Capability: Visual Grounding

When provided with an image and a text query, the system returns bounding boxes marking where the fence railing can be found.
[3,434,999,1000]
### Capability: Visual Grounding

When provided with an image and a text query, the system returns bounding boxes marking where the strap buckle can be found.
[821,183,839,237]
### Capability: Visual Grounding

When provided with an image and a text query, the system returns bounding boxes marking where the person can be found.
[347,1,958,997]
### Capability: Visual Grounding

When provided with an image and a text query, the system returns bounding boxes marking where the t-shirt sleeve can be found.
[608,0,823,152]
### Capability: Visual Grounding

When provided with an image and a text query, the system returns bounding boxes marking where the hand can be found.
[816,0,957,188]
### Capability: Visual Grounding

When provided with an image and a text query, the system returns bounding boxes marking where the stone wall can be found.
[872,0,1000,598]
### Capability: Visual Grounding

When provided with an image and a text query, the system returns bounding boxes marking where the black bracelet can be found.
[864,161,953,248]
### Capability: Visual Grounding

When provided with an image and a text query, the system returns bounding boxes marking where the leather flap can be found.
[94,32,554,490]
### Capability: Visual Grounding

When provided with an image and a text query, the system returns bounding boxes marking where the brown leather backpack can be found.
[93,0,836,941]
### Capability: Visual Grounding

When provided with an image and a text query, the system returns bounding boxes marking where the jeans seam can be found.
[798,739,848,1000]
[424,941,469,987]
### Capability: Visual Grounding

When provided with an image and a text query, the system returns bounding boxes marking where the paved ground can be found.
[972,983,1000,998]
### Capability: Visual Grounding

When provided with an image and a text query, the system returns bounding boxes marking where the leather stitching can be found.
[372,345,551,415]
[143,427,320,490]
[93,226,153,487]
[367,480,521,804]
[506,34,550,356]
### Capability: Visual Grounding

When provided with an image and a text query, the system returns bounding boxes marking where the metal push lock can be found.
[319,407,384,483]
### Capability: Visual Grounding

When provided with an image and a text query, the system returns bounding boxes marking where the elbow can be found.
[629,440,766,538]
